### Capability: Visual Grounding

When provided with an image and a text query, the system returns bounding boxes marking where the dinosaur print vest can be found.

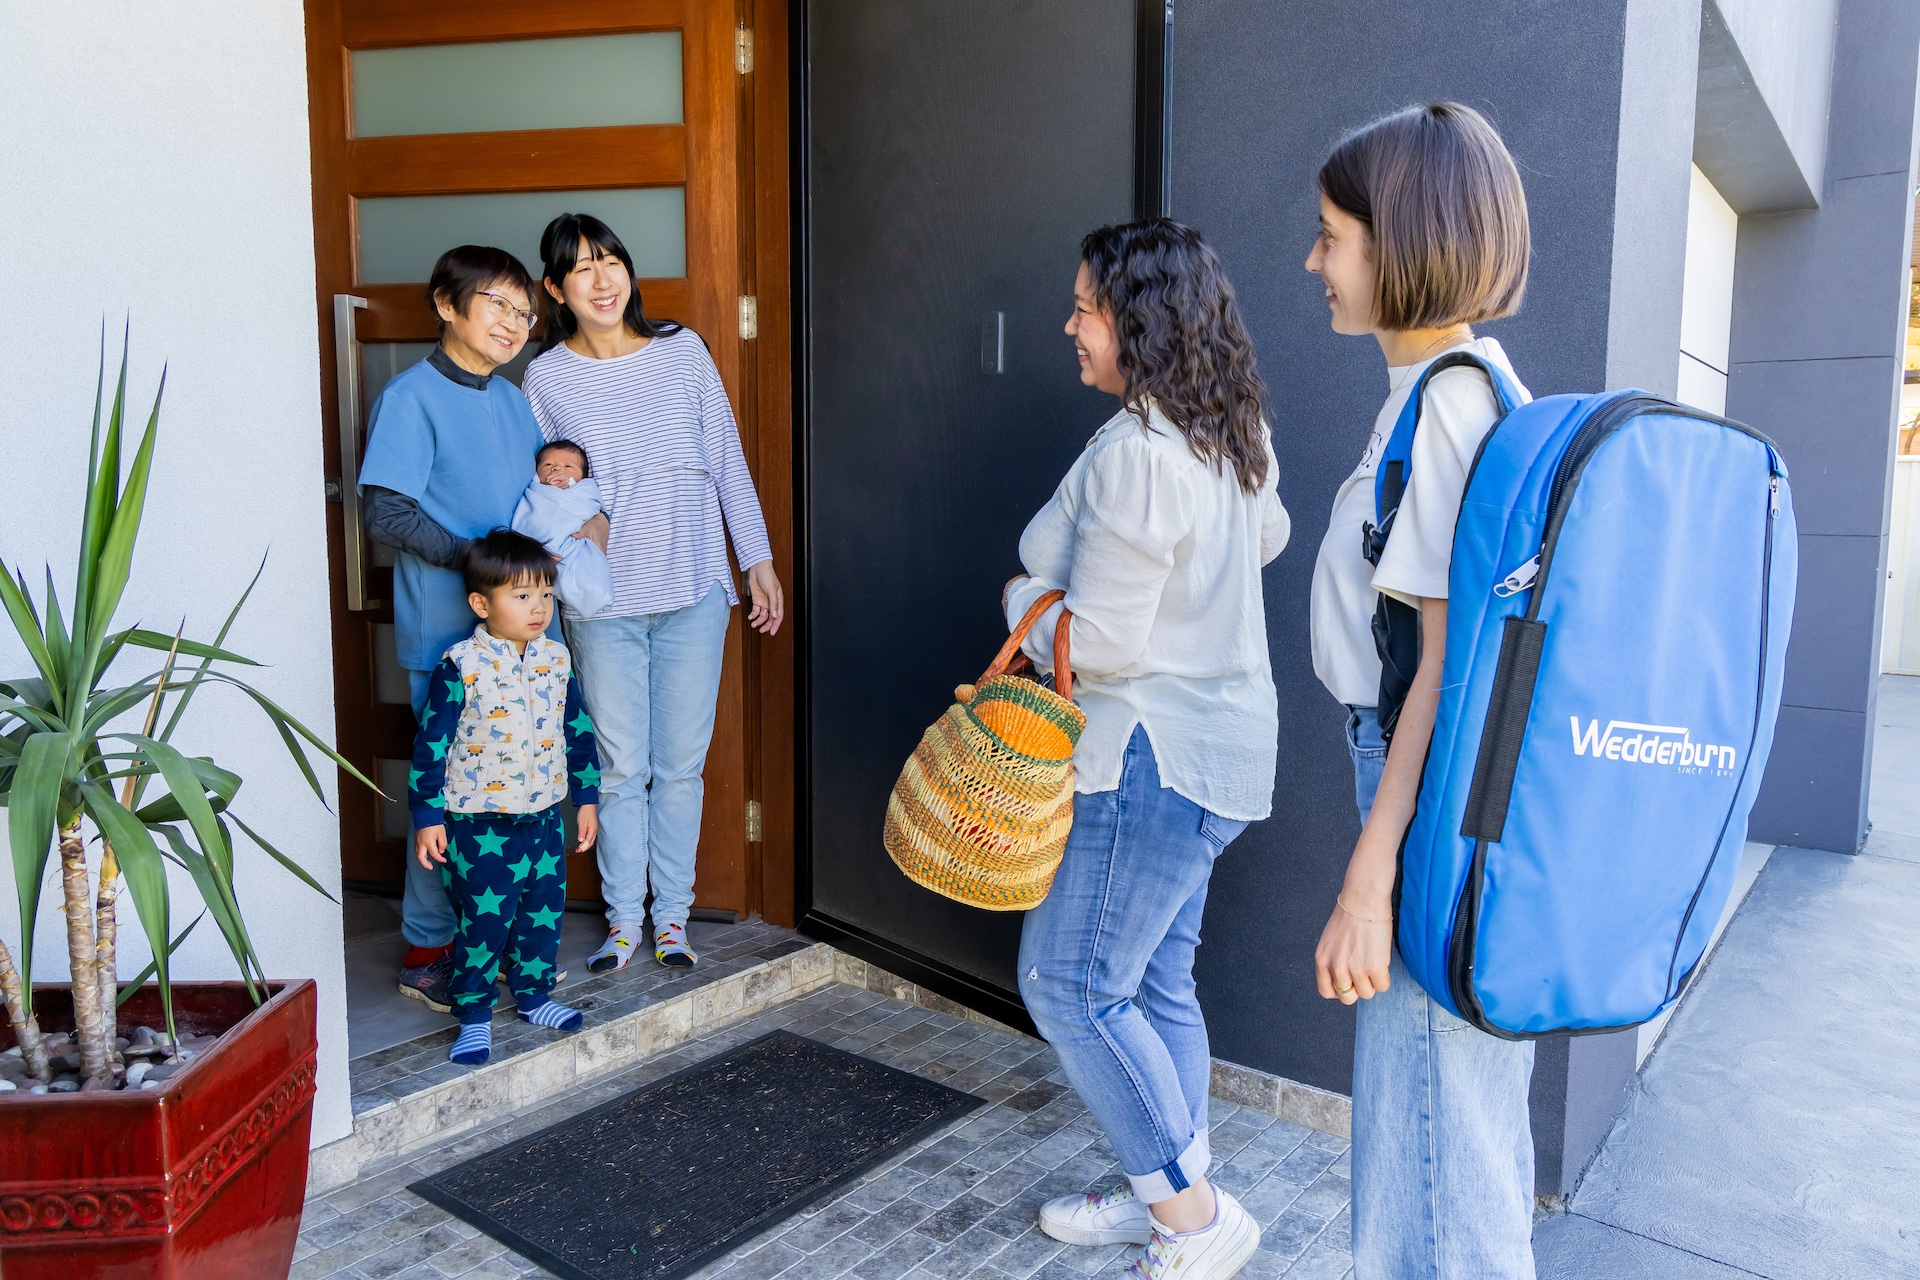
[442,626,574,815]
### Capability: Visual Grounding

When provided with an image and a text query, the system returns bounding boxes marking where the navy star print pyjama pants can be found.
[441,808,569,1023]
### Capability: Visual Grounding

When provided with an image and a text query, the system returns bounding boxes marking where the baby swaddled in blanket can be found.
[512,440,614,618]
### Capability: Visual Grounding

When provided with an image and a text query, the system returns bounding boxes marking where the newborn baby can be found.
[512,440,614,617]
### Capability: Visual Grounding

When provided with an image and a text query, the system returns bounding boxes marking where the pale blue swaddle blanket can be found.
[512,477,614,617]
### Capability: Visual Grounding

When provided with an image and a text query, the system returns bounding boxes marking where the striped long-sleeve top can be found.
[520,328,773,620]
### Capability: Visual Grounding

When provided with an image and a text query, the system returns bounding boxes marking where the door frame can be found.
[304,0,798,925]
[787,0,1173,1026]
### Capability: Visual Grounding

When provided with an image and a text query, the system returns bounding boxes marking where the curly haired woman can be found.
[1007,219,1290,1280]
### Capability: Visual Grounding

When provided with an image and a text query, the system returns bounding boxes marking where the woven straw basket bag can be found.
[884,590,1085,911]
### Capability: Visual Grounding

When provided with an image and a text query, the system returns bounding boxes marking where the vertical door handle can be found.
[334,294,381,611]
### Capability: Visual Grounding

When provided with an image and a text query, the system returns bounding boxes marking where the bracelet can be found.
[1336,894,1391,926]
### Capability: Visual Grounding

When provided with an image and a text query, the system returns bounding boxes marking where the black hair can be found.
[461,529,557,596]
[427,245,537,336]
[536,439,590,478]
[537,212,684,352]
[1079,219,1272,494]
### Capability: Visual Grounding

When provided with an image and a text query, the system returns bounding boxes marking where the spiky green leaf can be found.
[8,732,72,1013]
[0,571,61,704]
[226,811,336,902]
[115,913,205,1006]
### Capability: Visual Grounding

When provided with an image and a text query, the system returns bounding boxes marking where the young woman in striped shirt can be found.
[522,212,783,972]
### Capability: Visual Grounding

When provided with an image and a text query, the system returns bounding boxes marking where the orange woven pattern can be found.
[884,675,1086,911]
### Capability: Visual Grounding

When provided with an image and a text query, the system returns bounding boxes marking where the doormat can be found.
[409,1030,984,1280]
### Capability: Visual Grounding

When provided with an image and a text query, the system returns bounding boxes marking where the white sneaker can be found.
[1038,1182,1155,1247]
[1128,1190,1260,1280]
[586,926,638,973]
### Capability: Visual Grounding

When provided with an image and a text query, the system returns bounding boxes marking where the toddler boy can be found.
[410,528,601,1065]
[512,439,614,618]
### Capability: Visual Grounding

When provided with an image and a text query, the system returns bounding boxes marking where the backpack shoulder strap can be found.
[1371,351,1521,537]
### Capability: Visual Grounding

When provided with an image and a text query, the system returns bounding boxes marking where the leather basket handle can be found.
[978,589,1075,700]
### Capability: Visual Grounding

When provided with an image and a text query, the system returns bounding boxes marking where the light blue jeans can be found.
[1019,726,1248,1204]
[563,584,731,934]
[1345,705,1537,1280]
[401,668,457,949]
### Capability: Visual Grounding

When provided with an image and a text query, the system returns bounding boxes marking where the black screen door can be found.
[800,0,1151,1019]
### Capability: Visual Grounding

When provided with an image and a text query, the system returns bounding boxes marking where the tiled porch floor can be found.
[346,916,812,1115]
[299,981,1355,1280]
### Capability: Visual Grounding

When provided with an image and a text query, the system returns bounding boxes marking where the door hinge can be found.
[735,26,753,74]
[745,800,763,843]
[738,295,759,340]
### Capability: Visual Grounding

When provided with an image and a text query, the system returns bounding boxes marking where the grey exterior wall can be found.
[1739,0,1920,853]
[1696,0,1838,211]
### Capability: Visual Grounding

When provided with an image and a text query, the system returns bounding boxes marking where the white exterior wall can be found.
[0,4,352,1143]
[1679,165,1740,415]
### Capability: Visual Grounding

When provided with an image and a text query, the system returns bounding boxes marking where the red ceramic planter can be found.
[0,979,318,1280]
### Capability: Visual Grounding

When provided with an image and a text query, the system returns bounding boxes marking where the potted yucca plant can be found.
[0,336,377,1280]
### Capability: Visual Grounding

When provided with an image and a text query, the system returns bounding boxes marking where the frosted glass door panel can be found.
[357,188,685,284]
[352,34,682,137]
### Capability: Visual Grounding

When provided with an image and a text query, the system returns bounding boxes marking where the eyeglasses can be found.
[476,290,539,330]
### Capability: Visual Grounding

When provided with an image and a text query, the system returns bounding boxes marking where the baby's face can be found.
[537,450,586,489]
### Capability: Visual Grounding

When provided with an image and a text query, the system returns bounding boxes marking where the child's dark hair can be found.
[461,529,557,596]
[537,438,590,478]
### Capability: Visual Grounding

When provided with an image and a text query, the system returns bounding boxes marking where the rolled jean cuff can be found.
[1125,1127,1210,1205]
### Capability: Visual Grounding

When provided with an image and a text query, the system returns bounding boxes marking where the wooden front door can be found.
[304,0,794,924]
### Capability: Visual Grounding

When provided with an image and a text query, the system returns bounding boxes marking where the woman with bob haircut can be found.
[1008,218,1290,1280]
[520,212,782,974]
[1304,102,1537,1277]
[358,244,563,1012]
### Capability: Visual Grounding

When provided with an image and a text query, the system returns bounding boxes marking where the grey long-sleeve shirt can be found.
[364,486,466,569]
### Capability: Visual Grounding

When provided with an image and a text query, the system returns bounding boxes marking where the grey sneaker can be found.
[397,954,454,1013]
[1039,1183,1155,1247]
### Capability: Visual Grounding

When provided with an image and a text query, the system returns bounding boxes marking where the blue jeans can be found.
[1019,727,1247,1204]
[1345,705,1537,1280]
[563,584,731,933]
[401,667,458,949]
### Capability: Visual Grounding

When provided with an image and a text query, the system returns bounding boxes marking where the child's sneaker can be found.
[1127,1191,1259,1280]
[397,951,454,1013]
[654,922,697,968]
[587,926,638,973]
[517,998,584,1032]
[449,1022,492,1066]
[1039,1183,1155,1246]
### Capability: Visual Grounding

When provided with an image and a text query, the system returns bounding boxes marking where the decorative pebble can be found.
[113,1036,129,1051]
[80,1077,112,1093]
[29,1085,48,1095]
[47,1080,78,1093]
[145,1064,182,1083]
[125,1062,151,1085]
[2,1045,21,1059]
[0,1079,14,1092]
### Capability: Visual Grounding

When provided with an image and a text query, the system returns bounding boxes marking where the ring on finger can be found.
[1334,982,1354,996]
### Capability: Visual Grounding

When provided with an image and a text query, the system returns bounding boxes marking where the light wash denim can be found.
[563,583,731,933]
[401,667,458,949]
[1345,704,1537,1280]
[1019,726,1248,1204]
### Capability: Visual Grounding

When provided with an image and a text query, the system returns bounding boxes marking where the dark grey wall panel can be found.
[804,0,1135,993]
[1169,0,1633,1102]
[1735,0,1920,854]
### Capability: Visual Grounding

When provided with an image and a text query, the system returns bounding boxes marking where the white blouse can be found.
[1006,402,1290,822]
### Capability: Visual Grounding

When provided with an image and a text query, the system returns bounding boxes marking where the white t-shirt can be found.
[1309,337,1530,707]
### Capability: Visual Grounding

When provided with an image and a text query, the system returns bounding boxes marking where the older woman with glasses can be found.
[359,244,595,1013]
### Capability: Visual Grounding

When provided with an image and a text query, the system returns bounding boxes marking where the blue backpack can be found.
[1378,353,1797,1037]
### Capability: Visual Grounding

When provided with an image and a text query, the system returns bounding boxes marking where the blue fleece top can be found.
[357,357,544,670]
